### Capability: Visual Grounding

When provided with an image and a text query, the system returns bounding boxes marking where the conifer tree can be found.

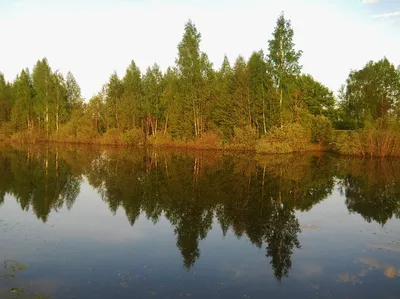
[11,69,34,131]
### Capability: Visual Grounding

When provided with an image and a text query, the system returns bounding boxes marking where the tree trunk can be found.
[247,95,252,126]
[193,104,197,136]
[280,88,283,128]
[56,104,59,134]
[45,105,49,138]
[280,39,284,128]
[164,112,169,136]
[116,105,119,129]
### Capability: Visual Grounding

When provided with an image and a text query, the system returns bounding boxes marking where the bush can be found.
[148,132,173,147]
[256,123,311,154]
[227,125,257,150]
[76,126,99,144]
[0,123,13,141]
[311,115,333,145]
[122,128,145,146]
[334,126,400,157]
[54,123,76,143]
[255,140,293,154]
[10,130,46,143]
[335,131,363,155]
[98,128,124,145]
[192,131,222,149]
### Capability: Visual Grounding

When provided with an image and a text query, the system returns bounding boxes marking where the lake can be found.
[0,144,400,299]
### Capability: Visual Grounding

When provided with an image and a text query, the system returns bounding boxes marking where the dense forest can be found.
[1,145,400,279]
[1,13,400,155]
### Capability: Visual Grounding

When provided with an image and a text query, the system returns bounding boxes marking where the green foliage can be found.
[256,139,292,154]
[66,71,82,108]
[99,128,124,145]
[311,115,333,145]
[175,20,212,137]
[228,125,257,150]
[339,57,400,126]
[268,12,302,127]
[0,123,14,140]
[105,72,124,129]
[213,56,235,139]
[256,123,311,154]
[121,60,142,130]
[292,74,337,122]
[335,125,400,157]
[75,117,100,144]
[56,122,77,143]
[3,14,399,157]
[192,131,222,149]
[231,56,251,129]
[0,73,12,124]
[148,132,173,147]
[11,69,34,131]
[122,128,145,146]
[248,50,276,134]
[10,130,46,143]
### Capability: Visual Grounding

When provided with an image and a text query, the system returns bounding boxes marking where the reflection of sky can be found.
[1,182,400,298]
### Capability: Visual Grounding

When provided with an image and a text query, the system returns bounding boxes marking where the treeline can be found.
[1,13,400,155]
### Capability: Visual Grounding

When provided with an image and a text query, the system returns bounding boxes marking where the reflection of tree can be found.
[337,158,400,225]
[0,146,81,222]
[266,202,301,281]
[0,146,339,279]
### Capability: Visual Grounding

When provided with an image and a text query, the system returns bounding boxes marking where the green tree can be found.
[105,72,124,129]
[11,69,34,131]
[86,95,106,134]
[268,12,302,127]
[287,74,337,125]
[161,67,178,136]
[248,50,276,135]
[121,61,142,130]
[231,56,250,130]
[52,71,68,134]
[0,73,12,124]
[32,58,53,136]
[176,20,210,137]
[143,64,164,135]
[213,55,235,139]
[66,71,83,109]
[340,57,400,127]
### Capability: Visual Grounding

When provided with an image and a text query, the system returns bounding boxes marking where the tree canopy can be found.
[0,13,398,148]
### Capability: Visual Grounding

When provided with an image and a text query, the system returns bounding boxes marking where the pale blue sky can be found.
[0,0,399,99]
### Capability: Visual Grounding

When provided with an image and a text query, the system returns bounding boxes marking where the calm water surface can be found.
[0,145,400,299]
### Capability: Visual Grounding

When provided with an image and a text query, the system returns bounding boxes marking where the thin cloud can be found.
[372,11,400,18]
[362,0,380,3]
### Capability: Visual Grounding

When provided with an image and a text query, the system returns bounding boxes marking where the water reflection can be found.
[0,145,400,283]
[337,158,400,225]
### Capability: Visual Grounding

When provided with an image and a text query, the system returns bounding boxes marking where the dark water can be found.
[0,145,400,299]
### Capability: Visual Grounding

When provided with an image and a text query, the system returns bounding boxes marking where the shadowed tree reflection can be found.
[3,145,399,280]
[266,203,301,281]
[0,146,81,222]
[338,158,400,225]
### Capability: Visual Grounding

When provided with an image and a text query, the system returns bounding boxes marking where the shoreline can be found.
[0,138,339,155]
[2,136,400,158]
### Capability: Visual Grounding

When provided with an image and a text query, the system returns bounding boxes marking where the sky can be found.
[0,0,399,100]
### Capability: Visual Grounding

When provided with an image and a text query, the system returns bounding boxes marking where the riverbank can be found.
[0,132,334,155]
[3,126,400,157]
